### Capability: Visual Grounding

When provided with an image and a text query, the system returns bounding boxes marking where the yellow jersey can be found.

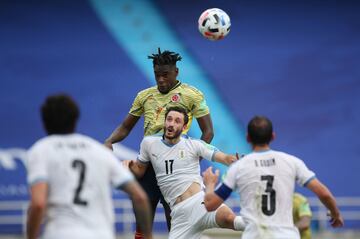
[293,193,312,239]
[129,81,209,136]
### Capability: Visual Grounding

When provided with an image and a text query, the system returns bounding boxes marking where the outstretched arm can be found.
[306,179,344,228]
[104,114,140,150]
[213,151,238,166]
[196,114,214,143]
[121,181,153,239]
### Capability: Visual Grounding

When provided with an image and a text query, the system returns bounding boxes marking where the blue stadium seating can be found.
[0,0,359,234]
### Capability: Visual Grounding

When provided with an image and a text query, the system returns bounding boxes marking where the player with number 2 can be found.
[26,94,153,239]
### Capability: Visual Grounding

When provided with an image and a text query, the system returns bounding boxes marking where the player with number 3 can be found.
[203,116,344,239]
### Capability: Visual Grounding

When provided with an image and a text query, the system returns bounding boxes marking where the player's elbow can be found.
[205,130,214,143]
[204,202,218,212]
[204,196,218,211]
[30,200,46,213]
[200,128,214,143]
[208,130,214,139]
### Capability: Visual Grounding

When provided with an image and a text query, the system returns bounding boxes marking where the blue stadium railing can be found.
[1,196,360,235]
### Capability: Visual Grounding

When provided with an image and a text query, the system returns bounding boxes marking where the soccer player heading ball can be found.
[105,48,214,238]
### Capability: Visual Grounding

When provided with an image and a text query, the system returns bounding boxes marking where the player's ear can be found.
[271,132,276,142]
[175,67,179,76]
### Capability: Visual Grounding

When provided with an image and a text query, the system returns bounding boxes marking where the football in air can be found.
[198,8,231,41]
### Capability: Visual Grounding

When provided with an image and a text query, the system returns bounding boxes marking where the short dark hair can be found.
[165,106,189,125]
[148,48,182,66]
[247,116,273,145]
[41,94,79,135]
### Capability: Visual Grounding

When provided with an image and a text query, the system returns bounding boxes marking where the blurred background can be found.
[0,0,359,238]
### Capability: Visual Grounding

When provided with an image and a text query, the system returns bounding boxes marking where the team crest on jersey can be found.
[178,149,186,159]
[171,94,181,102]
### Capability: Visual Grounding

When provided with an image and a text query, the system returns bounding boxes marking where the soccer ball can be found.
[198,8,231,41]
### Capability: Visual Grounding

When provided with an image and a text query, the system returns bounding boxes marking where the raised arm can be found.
[202,167,225,211]
[196,114,214,143]
[104,114,140,150]
[306,179,344,228]
[121,181,153,239]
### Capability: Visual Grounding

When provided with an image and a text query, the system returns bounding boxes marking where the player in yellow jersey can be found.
[293,193,312,239]
[105,48,214,239]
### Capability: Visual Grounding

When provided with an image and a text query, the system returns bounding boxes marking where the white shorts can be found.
[169,191,220,239]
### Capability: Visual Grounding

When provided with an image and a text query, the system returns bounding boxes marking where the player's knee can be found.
[216,207,236,229]
[224,212,236,226]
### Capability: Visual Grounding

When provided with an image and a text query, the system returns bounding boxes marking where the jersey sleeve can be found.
[108,153,134,188]
[194,139,217,161]
[137,137,151,164]
[129,91,144,117]
[190,87,210,118]
[294,157,316,187]
[27,145,49,185]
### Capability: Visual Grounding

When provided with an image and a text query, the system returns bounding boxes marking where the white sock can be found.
[233,216,246,231]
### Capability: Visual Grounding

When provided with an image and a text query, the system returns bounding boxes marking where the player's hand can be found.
[202,167,219,187]
[236,152,246,159]
[328,212,344,228]
[225,154,239,165]
[104,140,113,151]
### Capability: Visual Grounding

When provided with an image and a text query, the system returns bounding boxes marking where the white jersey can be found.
[137,135,216,207]
[223,149,315,239]
[27,133,134,239]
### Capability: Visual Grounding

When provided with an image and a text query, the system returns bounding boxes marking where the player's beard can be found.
[164,126,182,140]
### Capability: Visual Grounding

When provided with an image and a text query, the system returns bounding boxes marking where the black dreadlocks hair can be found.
[148,48,182,66]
